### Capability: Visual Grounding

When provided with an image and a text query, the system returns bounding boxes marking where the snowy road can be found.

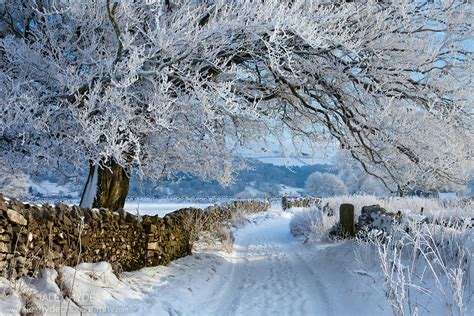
[197,216,333,315]
[126,211,388,316]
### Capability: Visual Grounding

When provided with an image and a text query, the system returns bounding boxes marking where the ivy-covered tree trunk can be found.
[79,160,131,210]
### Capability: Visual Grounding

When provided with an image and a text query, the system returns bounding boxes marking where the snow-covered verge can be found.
[290,197,474,316]
[289,206,338,243]
[0,263,140,315]
[366,221,473,316]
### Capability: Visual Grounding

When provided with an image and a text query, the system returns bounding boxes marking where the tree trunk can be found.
[79,160,130,210]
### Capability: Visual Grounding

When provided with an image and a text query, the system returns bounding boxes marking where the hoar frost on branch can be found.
[0,0,472,208]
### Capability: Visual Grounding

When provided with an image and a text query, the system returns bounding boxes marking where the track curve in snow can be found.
[189,215,333,315]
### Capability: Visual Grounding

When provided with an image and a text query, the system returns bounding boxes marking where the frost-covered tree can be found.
[0,159,30,199]
[1,0,472,209]
[339,148,469,197]
[338,150,390,196]
[304,172,348,197]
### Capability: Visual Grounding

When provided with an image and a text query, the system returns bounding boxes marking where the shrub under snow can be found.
[290,207,337,243]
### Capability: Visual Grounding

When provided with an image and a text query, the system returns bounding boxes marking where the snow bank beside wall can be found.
[0,194,269,279]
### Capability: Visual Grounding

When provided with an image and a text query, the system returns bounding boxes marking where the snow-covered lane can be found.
[201,216,332,316]
[127,211,388,316]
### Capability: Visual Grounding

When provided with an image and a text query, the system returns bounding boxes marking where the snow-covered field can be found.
[0,199,472,315]
[29,180,80,199]
[123,198,214,216]
[23,197,219,217]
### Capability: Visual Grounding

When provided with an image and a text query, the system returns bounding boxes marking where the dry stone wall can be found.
[282,197,322,210]
[0,194,269,279]
[205,199,270,223]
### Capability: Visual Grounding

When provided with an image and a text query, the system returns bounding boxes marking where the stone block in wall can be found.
[0,198,7,212]
[147,241,161,251]
[9,200,23,213]
[0,257,8,271]
[0,242,11,253]
[125,212,138,223]
[0,221,12,235]
[143,223,158,234]
[358,204,400,233]
[115,208,126,221]
[5,209,27,226]
[55,202,68,213]
[99,208,113,222]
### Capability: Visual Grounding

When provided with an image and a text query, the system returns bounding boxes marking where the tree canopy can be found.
[1,0,472,205]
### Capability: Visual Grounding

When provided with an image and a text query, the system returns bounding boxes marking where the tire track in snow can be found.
[192,215,332,315]
[289,247,333,315]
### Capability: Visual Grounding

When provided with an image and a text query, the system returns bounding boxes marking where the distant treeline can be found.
[129,160,335,197]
